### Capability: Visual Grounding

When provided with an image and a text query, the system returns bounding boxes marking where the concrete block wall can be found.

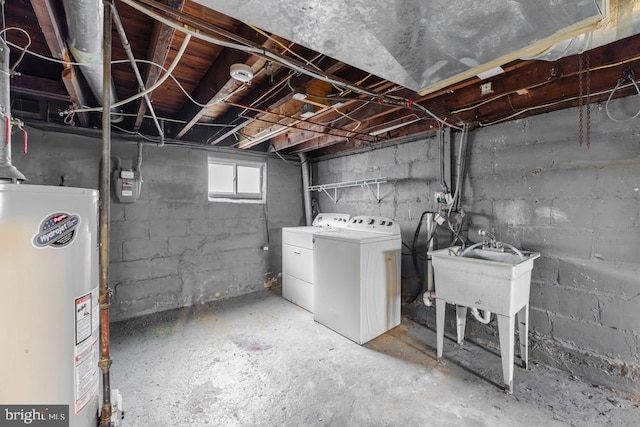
[12,126,303,321]
[313,136,441,295]
[312,100,640,393]
[463,104,640,393]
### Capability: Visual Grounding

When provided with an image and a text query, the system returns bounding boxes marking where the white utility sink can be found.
[429,245,540,393]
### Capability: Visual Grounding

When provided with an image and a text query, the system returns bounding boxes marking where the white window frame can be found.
[208,157,266,203]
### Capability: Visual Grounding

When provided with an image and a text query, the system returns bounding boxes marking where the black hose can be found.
[406,211,437,304]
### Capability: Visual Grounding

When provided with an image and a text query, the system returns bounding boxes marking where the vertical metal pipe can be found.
[111,4,164,144]
[98,1,113,425]
[425,213,435,293]
[298,153,312,225]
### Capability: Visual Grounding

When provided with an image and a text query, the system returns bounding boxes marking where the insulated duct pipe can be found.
[299,153,312,226]
[0,38,26,182]
[62,0,122,121]
[523,0,640,61]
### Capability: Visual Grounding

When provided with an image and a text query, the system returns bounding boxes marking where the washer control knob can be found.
[368,219,375,225]
[380,220,386,225]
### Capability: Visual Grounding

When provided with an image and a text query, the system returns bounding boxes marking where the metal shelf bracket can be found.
[307,177,389,203]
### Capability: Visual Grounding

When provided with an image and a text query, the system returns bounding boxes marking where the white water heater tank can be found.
[0,184,99,427]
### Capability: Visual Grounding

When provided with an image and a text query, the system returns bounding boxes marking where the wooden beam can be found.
[307,35,640,155]
[10,75,70,102]
[432,34,640,124]
[194,57,342,145]
[271,82,401,150]
[290,107,419,153]
[172,25,267,139]
[133,0,185,131]
[30,0,91,127]
[205,69,292,145]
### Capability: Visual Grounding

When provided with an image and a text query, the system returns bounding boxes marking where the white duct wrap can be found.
[62,0,122,121]
[0,38,26,182]
[523,0,640,61]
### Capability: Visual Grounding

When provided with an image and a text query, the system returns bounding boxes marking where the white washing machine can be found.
[313,216,401,344]
[281,213,350,312]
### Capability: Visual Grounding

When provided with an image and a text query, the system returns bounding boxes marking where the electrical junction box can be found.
[113,168,142,203]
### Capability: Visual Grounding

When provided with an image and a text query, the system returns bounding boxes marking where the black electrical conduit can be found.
[405,211,438,304]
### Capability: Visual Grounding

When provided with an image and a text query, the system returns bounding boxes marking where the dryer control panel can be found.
[347,216,400,234]
[312,213,351,228]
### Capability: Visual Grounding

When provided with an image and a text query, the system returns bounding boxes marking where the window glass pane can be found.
[208,163,234,193]
[237,165,261,194]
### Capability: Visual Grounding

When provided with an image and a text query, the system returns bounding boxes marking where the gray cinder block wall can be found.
[312,99,640,393]
[12,126,303,321]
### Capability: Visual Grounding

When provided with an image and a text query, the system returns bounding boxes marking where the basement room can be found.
[1,0,639,426]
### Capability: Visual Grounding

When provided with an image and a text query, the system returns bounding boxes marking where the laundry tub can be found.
[429,245,540,393]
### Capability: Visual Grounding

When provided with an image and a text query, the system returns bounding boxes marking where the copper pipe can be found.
[98,0,113,425]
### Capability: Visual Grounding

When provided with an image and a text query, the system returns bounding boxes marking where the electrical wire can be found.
[438,127,449,193]
[249,24,324,74]
[112,58,248,108]
[286,78,362,128]
[0,27,31,74]
[269,144,301,166]
[5,22,460,135]
[453,53,640,116]
[6,40,249,112]
[444,124,468,247]
[204,75,294,144]
[478,78,640,127]
[111,124,161,143]
[108,111,236,127]
[248,24,343,93]
[317,101,370,126]
[5,40,86,66]
[69,34,192,114]
[604,72,640,122]
[118,0,463,131]
[227,100,378,142]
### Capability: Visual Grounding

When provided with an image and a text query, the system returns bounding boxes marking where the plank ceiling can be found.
[5,0,640,158]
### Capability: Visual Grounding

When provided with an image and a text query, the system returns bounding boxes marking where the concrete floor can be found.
[111,290,639,426]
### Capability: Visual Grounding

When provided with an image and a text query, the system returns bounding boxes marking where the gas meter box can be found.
[113,168,142,203]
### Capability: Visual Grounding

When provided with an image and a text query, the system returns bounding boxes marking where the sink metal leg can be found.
[436,299,446,360]
[517,304,529,369]
[496,314,515,394]
[455,305,467,345]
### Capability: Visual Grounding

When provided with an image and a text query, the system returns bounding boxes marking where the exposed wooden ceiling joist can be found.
[10,75,70,102]
[29,0,91,127]
[133,0,185,131]
[8,1,640,158]
[172,24,266,139]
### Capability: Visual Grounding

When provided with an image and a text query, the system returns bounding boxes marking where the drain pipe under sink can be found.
[299,153,312,226]
[470,308,492,324]
[422,213,437,306]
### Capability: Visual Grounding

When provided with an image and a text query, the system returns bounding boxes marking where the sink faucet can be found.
[478,229,504,251]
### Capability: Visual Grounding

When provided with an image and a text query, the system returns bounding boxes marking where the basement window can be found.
[208,158,266,203]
